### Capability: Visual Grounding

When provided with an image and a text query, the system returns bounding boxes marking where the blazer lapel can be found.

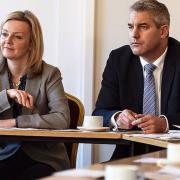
[161,53,175,114]
[22,74,42,115]
[134,57,144,113]
[0,70,10,90]
[127,56,144,113]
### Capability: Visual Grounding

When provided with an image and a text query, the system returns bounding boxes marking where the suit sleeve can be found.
[93,51,121,126]
[17,67,70,129]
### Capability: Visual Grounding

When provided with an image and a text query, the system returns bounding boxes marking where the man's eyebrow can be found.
[1,29,8,32]
[127,22,148,26]
[138,23,148,26]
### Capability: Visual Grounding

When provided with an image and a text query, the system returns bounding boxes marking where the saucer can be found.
[77,126,110,132]
[157,158,180,167]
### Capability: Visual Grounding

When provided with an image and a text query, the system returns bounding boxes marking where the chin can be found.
[3,55,15,59]
[131,50,142,56]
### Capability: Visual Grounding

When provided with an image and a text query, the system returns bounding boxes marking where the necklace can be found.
[13,81,21,89]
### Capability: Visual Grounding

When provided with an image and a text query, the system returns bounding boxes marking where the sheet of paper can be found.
[54,169,104,178]
[173,124,180,129]
[126,130,180,140]
[134,157,163,164]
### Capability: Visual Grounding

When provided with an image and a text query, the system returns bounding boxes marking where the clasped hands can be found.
[115,109,167,134]
[0,89,34,128]
[6,89,34,109]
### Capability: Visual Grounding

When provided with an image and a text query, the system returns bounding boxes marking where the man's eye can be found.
[0,32,8,37]
[141,26,148,30]
[128,26,133,30]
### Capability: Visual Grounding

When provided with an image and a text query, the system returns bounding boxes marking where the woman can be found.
[0,10,70,179]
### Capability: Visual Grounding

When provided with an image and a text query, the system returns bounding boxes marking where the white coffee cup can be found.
[167,143,180,164]
[105,164,138,180]
[83,116,103,128]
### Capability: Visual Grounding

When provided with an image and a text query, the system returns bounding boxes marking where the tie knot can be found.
[144,64,156,74]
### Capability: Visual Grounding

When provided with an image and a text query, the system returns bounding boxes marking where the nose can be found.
[130,27,140,39]
[5,35,13,43]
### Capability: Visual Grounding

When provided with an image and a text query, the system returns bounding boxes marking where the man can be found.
[93,0,180,158]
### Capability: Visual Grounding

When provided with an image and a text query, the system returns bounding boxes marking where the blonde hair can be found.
[0,10,44,74]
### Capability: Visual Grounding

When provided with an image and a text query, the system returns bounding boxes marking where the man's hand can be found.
[132,114,167,133]
[6,89,34,109]
[115,109,137,129]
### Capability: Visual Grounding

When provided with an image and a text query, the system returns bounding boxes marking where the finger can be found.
[120,114,133,128]
[143,129,154,134]
[135,114,144,119]
[19,91,28,107]
[25,98,31,108]
[123,110,136,121]
[131,118,143,126]
[142,124,155,134]
[119,121,132,129]
[116,117,132,129]
[138,120,151,128]
[15,91,22,104]
[27,94,34,108]
[121,113,131,123]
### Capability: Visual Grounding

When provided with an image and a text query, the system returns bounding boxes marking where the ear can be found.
[160,25,169,39]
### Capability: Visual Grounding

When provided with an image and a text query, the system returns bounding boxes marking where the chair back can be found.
[65,92,84,168]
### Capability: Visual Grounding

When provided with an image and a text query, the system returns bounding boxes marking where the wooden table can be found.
[0,128,124,144]
[122,133,180,148]
[0,128,180,147]
[43,150,180,180]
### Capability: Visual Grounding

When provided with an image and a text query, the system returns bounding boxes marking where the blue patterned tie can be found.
[143,64,157,115]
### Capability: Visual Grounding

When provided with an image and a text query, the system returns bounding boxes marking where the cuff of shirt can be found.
[159,114,169,132]
[110,111,121,131]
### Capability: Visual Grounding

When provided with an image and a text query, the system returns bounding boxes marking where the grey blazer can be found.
[0,59,70,171]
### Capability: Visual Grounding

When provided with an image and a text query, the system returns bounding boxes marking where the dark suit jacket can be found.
[93,37,180,129]
[0,60,70,171]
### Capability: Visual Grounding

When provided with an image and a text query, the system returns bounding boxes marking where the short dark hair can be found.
[130,0,170,28]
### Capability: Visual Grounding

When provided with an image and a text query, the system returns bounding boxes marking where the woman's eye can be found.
[15,35,23,39]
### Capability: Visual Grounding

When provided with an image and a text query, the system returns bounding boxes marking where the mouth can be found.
[131,42,141,46]
[3,47,14,50]
[130,42,142,48]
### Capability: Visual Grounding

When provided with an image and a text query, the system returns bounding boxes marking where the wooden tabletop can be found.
[122,133,180,148]
[0,128,121,138]
[0,128,180,147]
[0,128,123,144]
[43,150,180,180]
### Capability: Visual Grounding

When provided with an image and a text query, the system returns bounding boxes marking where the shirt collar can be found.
[140,47,168,70]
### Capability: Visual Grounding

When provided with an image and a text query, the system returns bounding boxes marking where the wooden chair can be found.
[65,92,85,168]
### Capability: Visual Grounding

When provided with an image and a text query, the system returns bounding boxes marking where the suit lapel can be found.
[134,57,144,113]
[161,51,176,114]
[22,74,42,115]
[126,56,144,113]
[0,70,10,90]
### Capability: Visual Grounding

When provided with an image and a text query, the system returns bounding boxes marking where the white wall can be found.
[0,0,60,66]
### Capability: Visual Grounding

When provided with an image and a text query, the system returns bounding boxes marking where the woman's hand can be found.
[6,89,34,109]
[0,119,16,128]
